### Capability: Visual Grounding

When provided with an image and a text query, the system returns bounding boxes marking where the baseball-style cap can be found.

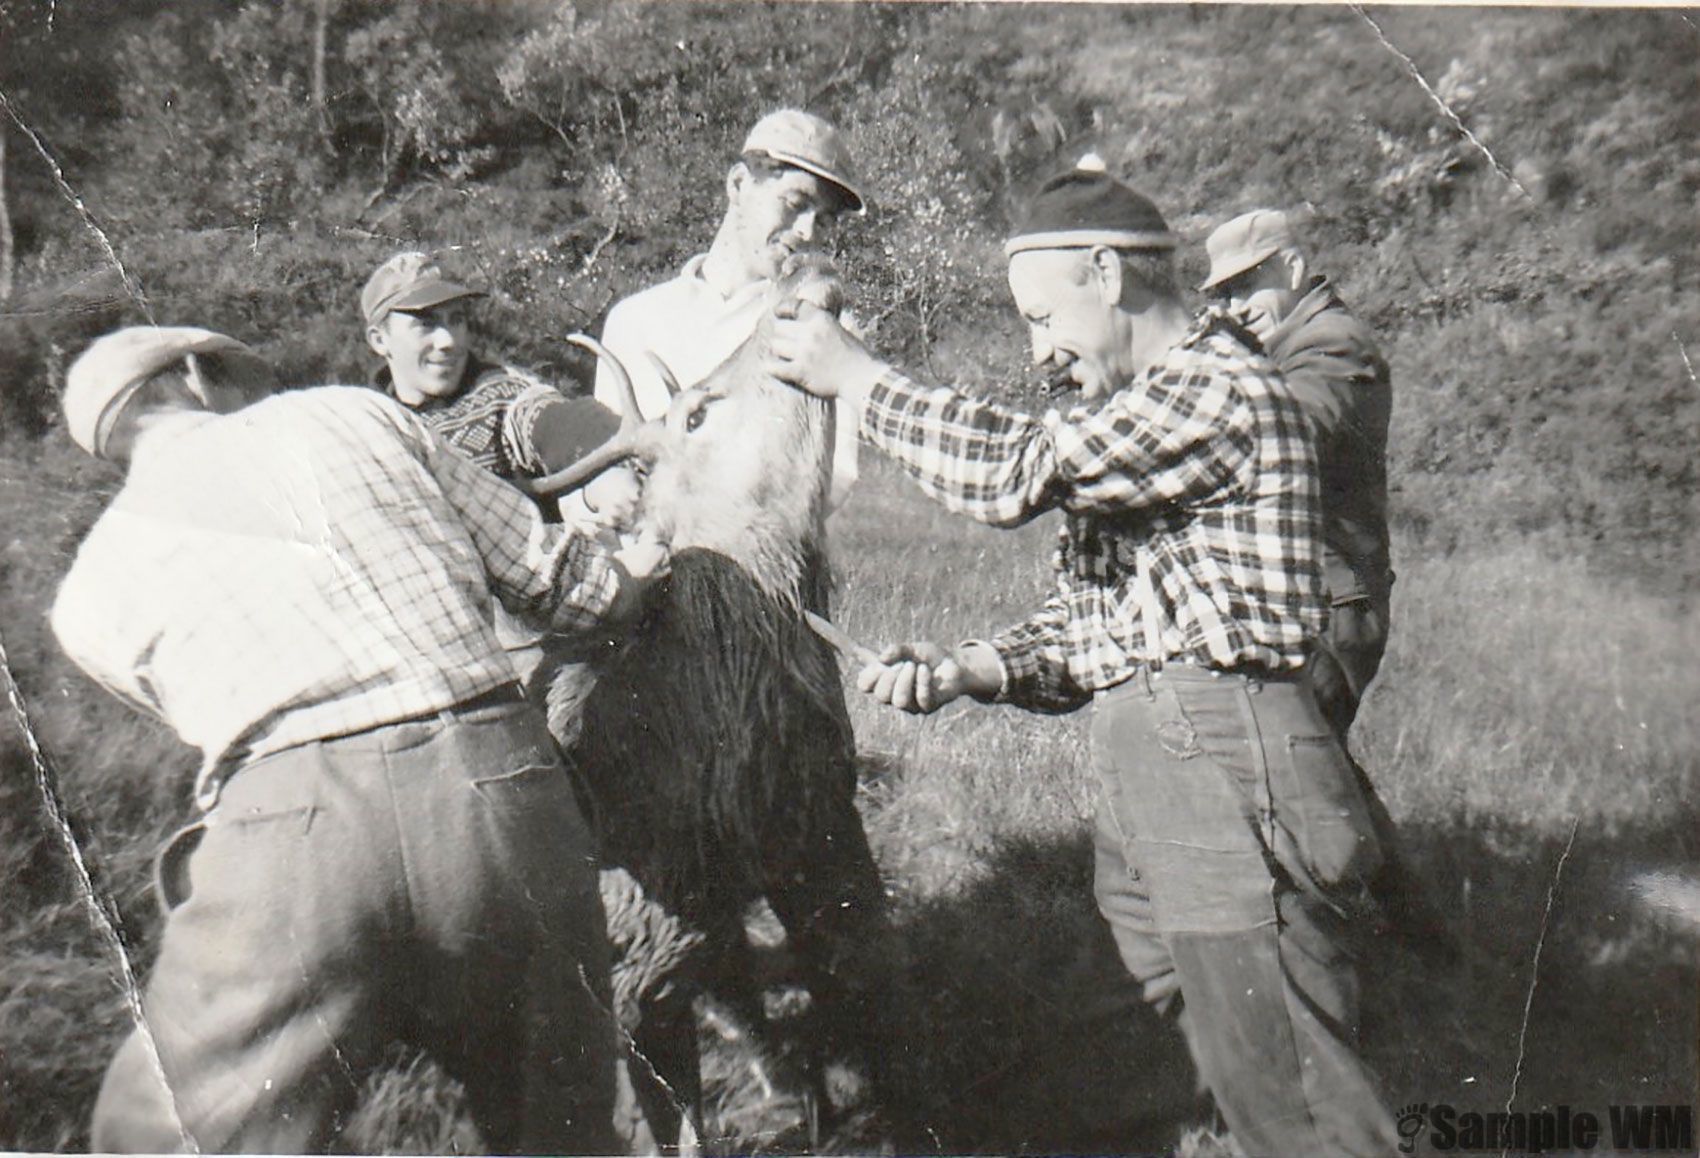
[63,326,256,458]
[360,251,486,327]
[1004,156,1178,257]
[1200,209,1303,291]
[741,109,866,215]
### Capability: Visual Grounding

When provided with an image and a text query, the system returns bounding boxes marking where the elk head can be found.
[627,255,845,605]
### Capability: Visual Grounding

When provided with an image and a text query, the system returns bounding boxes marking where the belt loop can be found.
[1139,663,1157,700]
[1134,552,1166,675]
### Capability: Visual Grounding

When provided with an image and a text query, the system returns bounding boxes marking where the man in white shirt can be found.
[595,108,866,507]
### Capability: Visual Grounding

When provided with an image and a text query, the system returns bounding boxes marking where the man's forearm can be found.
[857,367,1059,530]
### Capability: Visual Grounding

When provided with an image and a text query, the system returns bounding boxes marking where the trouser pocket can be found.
[1271,732,1386,920]
[153,820,208,914]
[470,759,566,805]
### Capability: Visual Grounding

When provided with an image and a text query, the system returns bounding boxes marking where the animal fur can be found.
[543,257,885,1147]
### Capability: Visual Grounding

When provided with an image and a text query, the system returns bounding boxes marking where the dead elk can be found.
[537,261,886,1150]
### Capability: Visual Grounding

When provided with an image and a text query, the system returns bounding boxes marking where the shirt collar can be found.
[684,251,773,308]
[373,357,485,410]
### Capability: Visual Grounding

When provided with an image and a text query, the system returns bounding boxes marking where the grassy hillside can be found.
[3,449,1696,1151]
[3,2,1698,1152]
[2,5,1696,584]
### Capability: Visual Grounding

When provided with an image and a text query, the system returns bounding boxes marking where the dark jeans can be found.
[1091,664,1397,1157]
[1311,596,1457,968]
[90,699,618,1154]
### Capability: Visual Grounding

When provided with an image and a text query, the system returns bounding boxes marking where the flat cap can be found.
[742,108,866,215]
[63,326,255,459]
[1005,156,1177,257]
[1200,208,1303,291]
[361,251,486,327]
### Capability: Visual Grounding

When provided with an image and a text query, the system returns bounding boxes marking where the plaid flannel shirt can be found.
[51,386,619,809]
[860,309,1328,713]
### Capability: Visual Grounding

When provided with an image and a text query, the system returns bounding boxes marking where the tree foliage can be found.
[0,1,1696,585]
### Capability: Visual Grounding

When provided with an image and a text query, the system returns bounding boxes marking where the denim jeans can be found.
[1310,595,1456,970]
[1090,664,1397,1156]
[91,698,618,1154]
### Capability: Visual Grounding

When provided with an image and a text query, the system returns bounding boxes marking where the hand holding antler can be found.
[521,334,653,499]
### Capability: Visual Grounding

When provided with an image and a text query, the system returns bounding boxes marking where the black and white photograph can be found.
[1,2,1696,1154]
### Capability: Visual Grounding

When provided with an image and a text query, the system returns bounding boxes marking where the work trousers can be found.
[1309,594,1455,970]
[1090,664,1398,1157]
[90,698,618,1154]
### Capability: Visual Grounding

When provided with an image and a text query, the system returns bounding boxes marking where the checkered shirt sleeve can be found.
[860,311,1328,712]
[419,407,621,633]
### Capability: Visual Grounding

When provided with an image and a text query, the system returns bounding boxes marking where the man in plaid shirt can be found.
[770,165,1398,1155]
[51,327,644,1153]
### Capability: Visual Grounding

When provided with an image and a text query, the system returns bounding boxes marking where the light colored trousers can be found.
[91,696,619,1154]
[1091,663,1399,1157]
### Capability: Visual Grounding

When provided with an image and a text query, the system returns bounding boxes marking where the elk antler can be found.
[515,334,648,499]
[644,352,683,399]
[572,333,643,425]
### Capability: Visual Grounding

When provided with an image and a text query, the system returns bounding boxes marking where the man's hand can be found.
[766,301,884,406]
[855,640,1000,714]
[607,532,670,622]
[615,530,670,581]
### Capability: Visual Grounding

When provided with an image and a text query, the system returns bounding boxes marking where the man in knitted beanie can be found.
[767,159,1399,1156]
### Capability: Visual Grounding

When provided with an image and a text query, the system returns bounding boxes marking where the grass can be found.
[831,457,1700,1149]
[2,445,1697,1153]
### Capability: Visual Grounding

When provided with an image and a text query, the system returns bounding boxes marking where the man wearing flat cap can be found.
[1201,209,1393,740]
[768,162,1398,1155]
[362,250,665,683]
[363,250,626,485]
[52,326,631,1153]
[595,107,866,507]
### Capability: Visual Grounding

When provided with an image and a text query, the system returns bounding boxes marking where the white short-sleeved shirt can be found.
[595,254,861,509]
